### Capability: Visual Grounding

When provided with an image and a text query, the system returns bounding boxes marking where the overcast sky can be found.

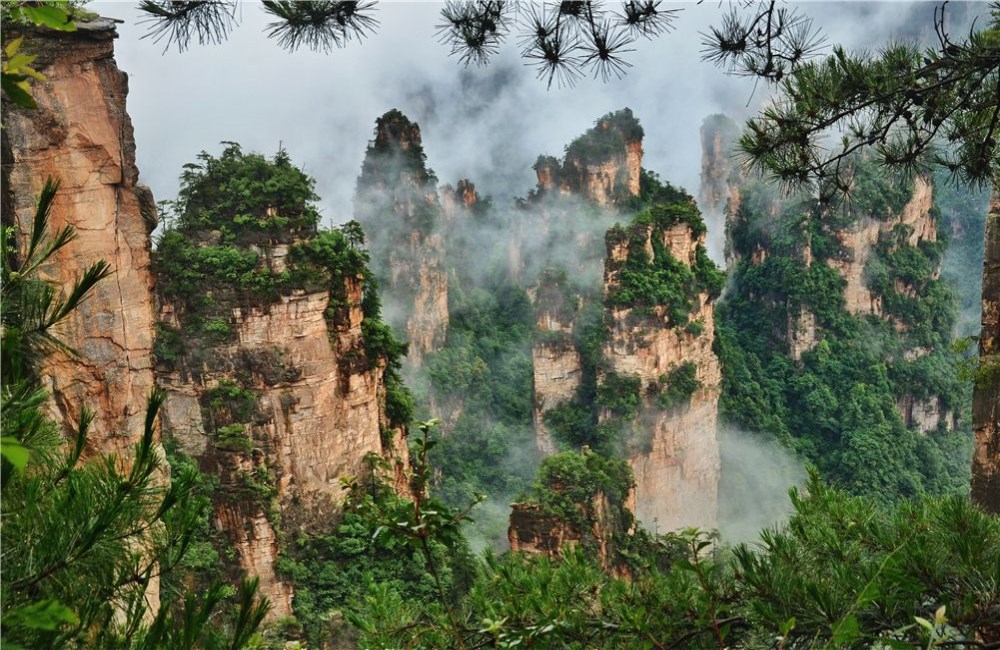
[89,1,987,228]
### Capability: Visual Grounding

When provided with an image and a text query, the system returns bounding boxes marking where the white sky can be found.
[88,1,988,228]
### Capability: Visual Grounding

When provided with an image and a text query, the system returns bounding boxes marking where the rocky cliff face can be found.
[2,21,158,457]
[355,110,448,362]
[699,114,743,263]
[603,222,722,531]
[712,102,959,435]
[533,108,643,208]
[526,111,648,456]
[158,273,407,617]
[523,111,724,533]
[508,493,628,575]
[827,176,937,319]
[153,143,411,619]
[507,451,635,576]
[1,19,165,618]
[972,189,999,512]
[531,272,584,455]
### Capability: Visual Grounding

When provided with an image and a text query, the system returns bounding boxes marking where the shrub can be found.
[656,362,701,411]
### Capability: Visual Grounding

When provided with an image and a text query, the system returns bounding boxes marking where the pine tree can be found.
[0,180,269,648]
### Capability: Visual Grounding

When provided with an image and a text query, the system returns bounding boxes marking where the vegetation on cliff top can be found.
[153,145,409,413]
[1,184,266,647]
[564,108,644,164]
[718,170,971,503]
[606,184,725,323]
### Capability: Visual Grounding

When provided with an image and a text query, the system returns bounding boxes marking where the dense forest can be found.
[2,2,998,649]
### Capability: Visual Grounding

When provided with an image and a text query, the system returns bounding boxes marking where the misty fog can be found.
[94,1,969,231]
[90,0,989,542]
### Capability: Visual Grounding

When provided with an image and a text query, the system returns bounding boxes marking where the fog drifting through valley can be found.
[90,0,989,544]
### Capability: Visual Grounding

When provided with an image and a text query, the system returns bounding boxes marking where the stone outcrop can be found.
[158,264,408,617]
[827,176,936,318]
[355,110,448,363]
[2,21,157,458]
[508,493,629,576]
[507,451,635,576]
[534,108,643,208]
[699,114,743,262]
[972,188,999,513]
[531,273,584,455]
[603,224,722,532]
[898,394,956,434]
[1,18,163,617]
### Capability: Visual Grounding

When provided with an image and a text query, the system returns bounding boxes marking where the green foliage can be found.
[426,278,537,508]
[1,3,94,109]
[1,194,267,646]
[288,227,368,291]
[202,379,259,431]
[543,400,595,449]
[277,471,476,645]
[384,369,414,428]
[655,362,701,410]
[160,440,233,587]
[607,232,722,325]
[624,168,694,211]
[215,423,252,453]
[737,11,1000,194]
[170,143,320,237]
[718,176,972,501]
[152,146,335,334]
[607,193,724,325]
[564,108,643,163]
[525,451,634,529]
[633,200,707,237]
[596,372,642,419]
[349,472,1000,648]
[866,232,957,348]
[154,229,290,315]
[848,159,916,219]
[358,109,437,188]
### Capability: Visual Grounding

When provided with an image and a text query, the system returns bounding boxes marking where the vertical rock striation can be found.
[2,21,157,457]
[523,110,724,533]
[1,19,164,617]
[158,275,407,617]
[531,271,584,455]
[972,189,999,512]
[533,108,644,207]
[154,147,410,619]
[355,110,448,363]
[603,219,723,531]
[699,114,743,263]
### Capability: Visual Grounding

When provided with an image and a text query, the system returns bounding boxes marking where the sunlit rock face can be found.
[527,110,646,456]
[603,223,722,532]
[524,109,723,533]
[2,21,158,457]
[355,110,448,363]
[972,190,1000,513]
[157,271,408,618]
[1,19,164,616]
